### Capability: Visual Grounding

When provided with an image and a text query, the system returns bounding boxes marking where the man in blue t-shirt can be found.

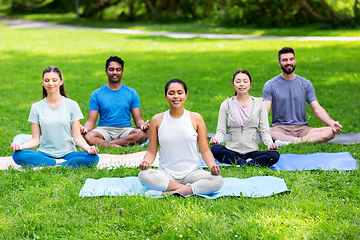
[262,47,342,145]
[81,56,149,147]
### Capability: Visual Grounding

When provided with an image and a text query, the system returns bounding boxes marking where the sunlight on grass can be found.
[0,26,359,238]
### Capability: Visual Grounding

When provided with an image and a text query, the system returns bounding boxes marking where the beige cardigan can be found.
[214,96,273,154]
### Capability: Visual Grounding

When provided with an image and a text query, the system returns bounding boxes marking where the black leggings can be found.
[211,144,279,167]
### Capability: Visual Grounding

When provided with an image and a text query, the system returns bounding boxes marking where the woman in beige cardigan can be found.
[210,70,279,167]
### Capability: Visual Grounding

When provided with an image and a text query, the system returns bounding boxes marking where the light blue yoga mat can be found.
[79,176,290,198]
[201,152,358,171]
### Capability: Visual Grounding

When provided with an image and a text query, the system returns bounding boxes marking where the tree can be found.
[298,0,342,22]
[81,0,123,18]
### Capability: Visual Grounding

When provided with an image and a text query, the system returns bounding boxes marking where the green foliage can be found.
[0,25,359,238]
[3,0,360,28]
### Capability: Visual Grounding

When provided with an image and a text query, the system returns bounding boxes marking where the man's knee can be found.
[84,131,104,144]
[129,129,149,142]
[270,127,283,140]
[323,127,336,140]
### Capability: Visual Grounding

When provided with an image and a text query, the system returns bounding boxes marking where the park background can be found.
[0,0,360,239]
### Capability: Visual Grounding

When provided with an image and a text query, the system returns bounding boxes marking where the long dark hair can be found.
[42,66,67,98]
[232,70,252,96]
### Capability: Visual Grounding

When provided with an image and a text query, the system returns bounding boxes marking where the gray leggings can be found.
[138,169,224,195]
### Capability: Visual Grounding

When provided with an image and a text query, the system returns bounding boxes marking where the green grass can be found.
[6,13,360,37]
[0,23,359,239]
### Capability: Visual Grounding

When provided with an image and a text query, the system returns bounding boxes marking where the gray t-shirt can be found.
[262,74,317,126]
[28,97,83,158]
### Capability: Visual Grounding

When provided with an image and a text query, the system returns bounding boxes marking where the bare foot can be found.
[110,143,123,148]
[56,159,66,165]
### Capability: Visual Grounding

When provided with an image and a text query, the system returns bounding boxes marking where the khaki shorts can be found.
[93,126,135,142]
[270,124,313,139]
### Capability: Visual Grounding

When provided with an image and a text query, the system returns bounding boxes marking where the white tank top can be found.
[158,109,201,179]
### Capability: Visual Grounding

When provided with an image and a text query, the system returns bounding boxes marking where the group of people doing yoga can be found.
[10,46,342,196]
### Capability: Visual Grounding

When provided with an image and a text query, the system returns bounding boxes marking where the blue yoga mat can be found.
[201,152,358,171]
[79,176,290,198]
[270,152,358,171]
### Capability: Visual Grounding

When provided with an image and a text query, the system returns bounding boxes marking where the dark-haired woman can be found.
[138,79,223,196]
[10,66,99,168]
[210,70,279,167]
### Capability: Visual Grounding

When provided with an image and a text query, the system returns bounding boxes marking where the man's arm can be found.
[264,100,272,115]
[131,107,149,130]
[309,100,342,133]
[81,110,99,134]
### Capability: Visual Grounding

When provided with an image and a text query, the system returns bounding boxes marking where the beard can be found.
[281,64,296,74]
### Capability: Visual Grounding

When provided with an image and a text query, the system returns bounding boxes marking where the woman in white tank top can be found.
[138,79,223,196]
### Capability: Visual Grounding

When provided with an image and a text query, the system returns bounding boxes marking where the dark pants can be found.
[211,144,279,167]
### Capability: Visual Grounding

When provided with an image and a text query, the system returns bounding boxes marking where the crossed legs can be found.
[84,129,148,148]
[12,150,99,168]
[211,144,279,167]
[271,124,336,144]
[138,169,223,196]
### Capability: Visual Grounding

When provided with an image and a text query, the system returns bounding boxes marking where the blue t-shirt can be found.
[29,97,83,158]
[262,74,317,126]
[89,84,141,127]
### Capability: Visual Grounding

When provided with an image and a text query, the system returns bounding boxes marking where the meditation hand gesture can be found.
[139,159,150,170]
[87,145,99,155]
[10,143,23,151]
[209,137,219,146]
[141,120,150,131]
[331,121,342,134]
[210,164,221,175]
[268,143,278,151]
[80,124,88,134]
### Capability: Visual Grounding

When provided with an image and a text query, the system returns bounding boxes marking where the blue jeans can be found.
[211,144,279,167]
[12,150,99,169]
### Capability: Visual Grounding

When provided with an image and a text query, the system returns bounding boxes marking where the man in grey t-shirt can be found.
[262,47,342,145]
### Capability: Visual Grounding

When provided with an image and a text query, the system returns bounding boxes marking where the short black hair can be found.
[106,56,124,70]
[278,47,295,60]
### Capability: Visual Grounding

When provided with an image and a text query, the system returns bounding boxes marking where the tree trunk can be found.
[82,0,122,18]
[320,0,342,21]
[354,0,360,21]
[144,0,161,20]
[298,0,332,22]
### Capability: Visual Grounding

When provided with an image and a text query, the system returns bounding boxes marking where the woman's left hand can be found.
[210,164,221,175]
[87,145,99,154]
[268,143,278,151]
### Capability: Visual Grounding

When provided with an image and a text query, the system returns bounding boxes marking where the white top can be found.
[28,97,83,158]
[158,109,201,179]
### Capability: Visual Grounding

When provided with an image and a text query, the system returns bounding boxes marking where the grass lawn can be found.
[0,23,359,239]
[7,13,360,37]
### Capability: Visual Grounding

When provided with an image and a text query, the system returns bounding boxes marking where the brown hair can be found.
[42,66,67,98]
